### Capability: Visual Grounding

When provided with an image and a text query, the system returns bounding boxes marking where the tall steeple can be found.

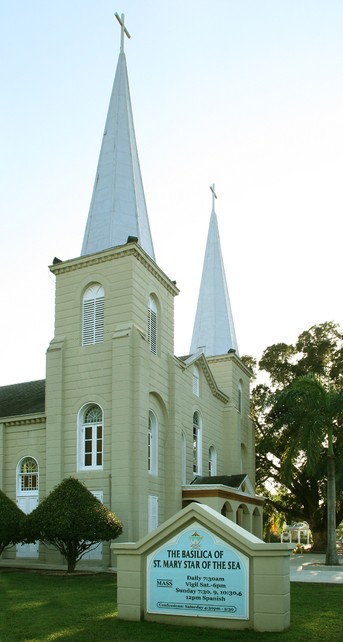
[190,185,239,357]
[81,13,155,260]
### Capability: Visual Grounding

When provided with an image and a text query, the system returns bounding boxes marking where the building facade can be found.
[0,16,263,569]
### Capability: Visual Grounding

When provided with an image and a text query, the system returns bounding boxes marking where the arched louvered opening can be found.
[148,295,158,354]
[82,284,104,345]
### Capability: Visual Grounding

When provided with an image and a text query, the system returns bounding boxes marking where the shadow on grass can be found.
[0,572,342,641]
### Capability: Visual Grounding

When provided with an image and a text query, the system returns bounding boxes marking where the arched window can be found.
[192,411,202,476]
[78,404,103,470]
[16,457,39,558]
[82,284,104,345]
[148,295,157,355]
[192,365,200,396]
[209,446,217,476]
[148,410,158,474]
[17,457,39,495]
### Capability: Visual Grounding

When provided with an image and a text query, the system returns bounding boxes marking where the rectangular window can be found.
[148,495,158,533]
[96,425,103,466]
[148,430,152,471]
[21,474,38,492]
[83,425,103,468]
[193,425,198,474]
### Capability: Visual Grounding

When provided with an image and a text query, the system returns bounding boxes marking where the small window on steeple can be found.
[148,295,157,355]
[193,365,200,396]
[238,380,243,414]
[82,284,104,345]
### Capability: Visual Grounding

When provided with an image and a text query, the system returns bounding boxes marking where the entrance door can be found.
[16,496,39,557]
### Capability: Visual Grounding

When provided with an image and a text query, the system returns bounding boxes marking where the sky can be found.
[0,0,342,387]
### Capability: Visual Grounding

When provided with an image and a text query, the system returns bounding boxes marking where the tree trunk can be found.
[325,455,340,566]
[66,542,77,572]
[310,526,327,552]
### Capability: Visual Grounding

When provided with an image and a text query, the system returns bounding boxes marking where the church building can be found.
[0,15,263,568]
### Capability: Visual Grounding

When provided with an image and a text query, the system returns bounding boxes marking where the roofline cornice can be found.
[174,353,229,404]
[1,414,46,427]
[207,353,253,378]
[49,243,179,296]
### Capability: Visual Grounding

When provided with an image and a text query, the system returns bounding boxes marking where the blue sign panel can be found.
[147,523,249,619]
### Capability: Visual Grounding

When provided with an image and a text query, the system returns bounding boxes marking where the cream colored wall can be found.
[47,246,179,544]
[207,355,255,485]
[1,420,46,500]
[0,418,46,561]
[0,244,259,569]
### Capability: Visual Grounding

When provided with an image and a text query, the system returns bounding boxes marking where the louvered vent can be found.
[148,307,157,354]
[82,284,105,345]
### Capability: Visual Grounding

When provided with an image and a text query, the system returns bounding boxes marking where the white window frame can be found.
[148,410,158,475]
[181,431,186,485]
[148,295,157,355]
[148,495,158,533]
[78,403,104,471]
[82,284,104,346]
[209,446,217,476]
[192,365,200,396]
[238,380,243,413]
[17,456,39,497]
[16,457,39,558]
[192,411,202,476]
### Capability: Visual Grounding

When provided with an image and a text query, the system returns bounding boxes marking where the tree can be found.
[27,477,122,572]
[271,375,342,565]
[249,322,343,560]
[0,490,26,554]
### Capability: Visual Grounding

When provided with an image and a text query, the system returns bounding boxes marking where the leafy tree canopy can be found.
[27,477,122,571]
[246,321,343,556]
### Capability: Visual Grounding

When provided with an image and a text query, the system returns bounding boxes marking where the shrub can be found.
[0,489,26,554]
[27,477,122,571]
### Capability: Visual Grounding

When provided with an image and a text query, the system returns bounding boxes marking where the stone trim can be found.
[49,244,179,296]
[3,414,46,428]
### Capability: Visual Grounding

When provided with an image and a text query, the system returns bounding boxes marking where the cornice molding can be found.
[4,415,46,428]
[50,243,179,296]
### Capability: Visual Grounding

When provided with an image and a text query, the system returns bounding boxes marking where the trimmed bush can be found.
[27,477,122,571]
[0,489,26,554]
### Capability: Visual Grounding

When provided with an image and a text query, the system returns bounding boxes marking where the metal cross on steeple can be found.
[115,12,131,53]
[210,184,217,210]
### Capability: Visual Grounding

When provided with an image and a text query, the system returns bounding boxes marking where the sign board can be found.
[147,522,249,619]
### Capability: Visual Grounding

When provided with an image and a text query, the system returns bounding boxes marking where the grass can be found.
[0,571,342,642]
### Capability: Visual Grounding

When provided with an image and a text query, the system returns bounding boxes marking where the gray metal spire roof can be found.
[81,14,155,260]
[190,186,239,357]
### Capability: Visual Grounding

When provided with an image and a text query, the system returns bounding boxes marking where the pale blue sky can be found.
[0,0,342,385]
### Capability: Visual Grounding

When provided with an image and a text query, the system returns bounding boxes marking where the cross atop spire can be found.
[190,187,239,357]
[115,12,131,53]
[210,184,217,210]
[81,12,155,260]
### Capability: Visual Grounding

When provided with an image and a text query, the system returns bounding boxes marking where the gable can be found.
[176,353,229,403]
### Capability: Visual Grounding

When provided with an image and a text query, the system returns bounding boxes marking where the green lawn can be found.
[0,571,341,642]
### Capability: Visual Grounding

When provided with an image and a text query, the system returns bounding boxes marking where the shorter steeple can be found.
[81,13,155,260]
[190,186,239,357]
